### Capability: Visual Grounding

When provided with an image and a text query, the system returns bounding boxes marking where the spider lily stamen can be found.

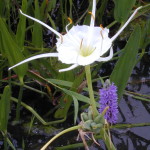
[100,24,104,30]
[80,39,83,49]
[60,35,63,43]
[66,17,73,33]
[100,30,104,39]
[67,17,73,24]
[88,11,95,21]
[65,17,80,45]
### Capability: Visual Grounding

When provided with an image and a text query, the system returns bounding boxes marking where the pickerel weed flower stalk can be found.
[8,0,142,72]
[99,82,118,124]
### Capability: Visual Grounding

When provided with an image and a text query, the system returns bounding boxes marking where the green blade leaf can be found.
[54,71,85,119]
[47,79,73,87]
[0,18,27,83]
[110,25,141,101]
[141,19,150,49]
[32,0,43,48]
[96,0,108,23]
[114,0,136,23]
[0,0,10,18]
[16,0,27,47]
[61,88,90,104]
[0,86,11,130]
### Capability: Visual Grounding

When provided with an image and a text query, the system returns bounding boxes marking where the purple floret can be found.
[99,83,118,124]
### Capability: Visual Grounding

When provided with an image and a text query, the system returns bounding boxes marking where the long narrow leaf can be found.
[47,79,73,87]
[0,18,27,83]
[0,86,10,130]
[16,0,27,47]
[54,71,85,118]
[32,0,43,48]
[110,25,141,101]
[114,0,136,23]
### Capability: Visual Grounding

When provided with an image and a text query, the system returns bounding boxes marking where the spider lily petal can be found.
[8,53,58,70]
[19,10,62,38]
[59,64,79,72]
[97,47,113,62]
[111,6,142,41]
[90,0,96,27]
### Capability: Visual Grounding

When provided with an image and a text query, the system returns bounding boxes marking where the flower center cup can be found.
[79,44,96,57]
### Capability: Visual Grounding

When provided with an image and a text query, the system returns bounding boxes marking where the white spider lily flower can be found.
[8,0,142,72]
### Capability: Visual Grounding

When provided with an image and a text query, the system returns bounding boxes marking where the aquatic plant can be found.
[99,80,118,124]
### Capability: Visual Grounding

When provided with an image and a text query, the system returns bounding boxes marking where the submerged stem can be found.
[41,125,82,150]
[85,65,98,117]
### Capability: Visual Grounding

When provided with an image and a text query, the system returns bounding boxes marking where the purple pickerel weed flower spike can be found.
[99,80,118,124]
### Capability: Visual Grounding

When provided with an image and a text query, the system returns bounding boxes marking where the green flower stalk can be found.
[41,125,82,150]
[85,65,99,117]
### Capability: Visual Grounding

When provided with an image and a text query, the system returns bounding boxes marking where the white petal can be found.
[59,64,78,72]
[9,53,58,70]
[65,24,80,45]
[72,26,101,48]
[111,6,142,41]
[97,47,113,62]
[90,0,96,27]
[19,10,62,38]
[67,25,89,40]
[58,48,78,64]
[77,53,99,66]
